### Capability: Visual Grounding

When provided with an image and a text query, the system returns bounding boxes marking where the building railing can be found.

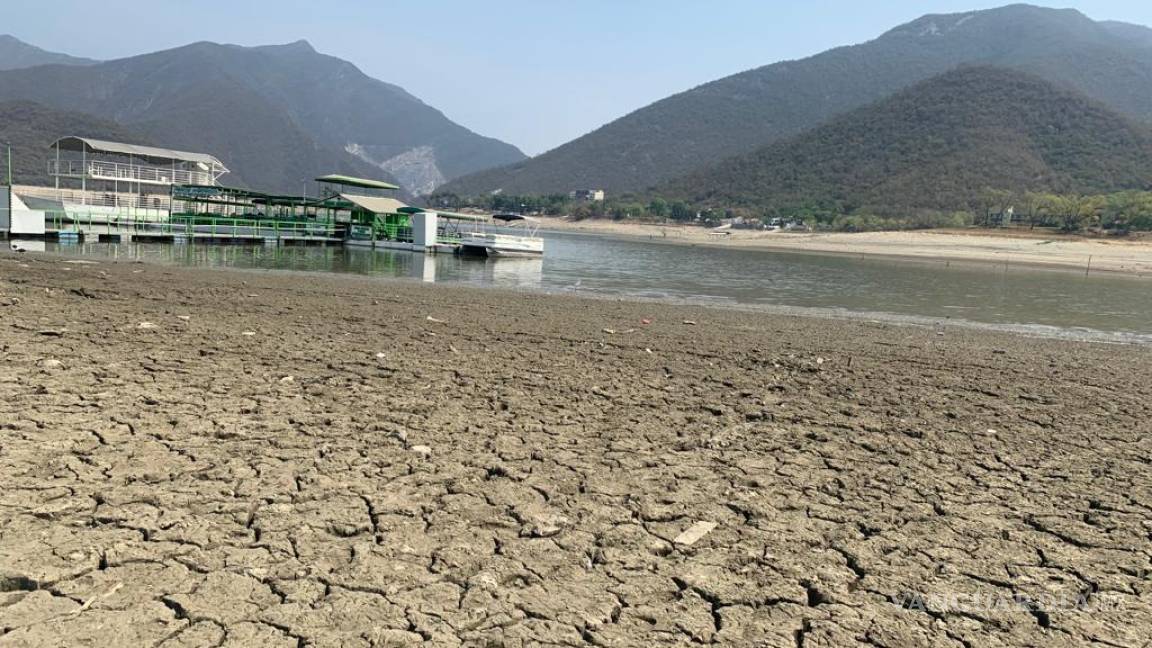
[14,185,172,211]
[44,211,343,240]
[48,159,217,186]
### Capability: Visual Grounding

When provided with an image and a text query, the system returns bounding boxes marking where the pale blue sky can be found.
[8,1,1152,155]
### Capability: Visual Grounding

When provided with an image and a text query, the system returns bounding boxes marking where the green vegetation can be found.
[436,187,1152,234]
[660,67,1152,230]
[431,191,714,224]
[992,190,1152,233]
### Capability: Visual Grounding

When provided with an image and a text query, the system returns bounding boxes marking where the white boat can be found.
[458,213,544,257]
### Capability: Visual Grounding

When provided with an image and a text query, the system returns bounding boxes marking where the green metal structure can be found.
[167,175,486,245]
[170,185,324,223]
[313,174,416,243]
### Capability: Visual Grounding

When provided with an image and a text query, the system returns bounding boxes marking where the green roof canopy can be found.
[314,174,400,191]
[174,184,268,199]
[173,184,317,208]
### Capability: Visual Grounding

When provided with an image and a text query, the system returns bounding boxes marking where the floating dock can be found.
[1,138,514,256]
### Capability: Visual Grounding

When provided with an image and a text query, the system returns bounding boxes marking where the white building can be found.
[15,136,229,219]
[569,189,605,202]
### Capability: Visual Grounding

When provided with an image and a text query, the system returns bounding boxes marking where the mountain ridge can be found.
[663,66,1152,217]
[440,4,1152,197]
[0,39,525,194]
[0,35,96,70]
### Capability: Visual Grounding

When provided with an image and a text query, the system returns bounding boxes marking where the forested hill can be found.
[662,67,1152,215]
[441,4,1152,196]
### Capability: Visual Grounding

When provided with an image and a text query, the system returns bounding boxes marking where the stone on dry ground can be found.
[0,254,1150,647]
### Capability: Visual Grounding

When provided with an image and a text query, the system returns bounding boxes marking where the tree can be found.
[1020,192,1049,230]
[647,198,669,220]
[1052,194,1103,232]
[1101,191,1152,232]
[976,188,1016,227]
[669,201,694,222]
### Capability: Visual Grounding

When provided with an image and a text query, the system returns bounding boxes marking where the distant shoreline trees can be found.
[429,187,1152,234]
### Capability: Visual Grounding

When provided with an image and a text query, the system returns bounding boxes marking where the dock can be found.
[2,138,503,256]
[43,212,343,245]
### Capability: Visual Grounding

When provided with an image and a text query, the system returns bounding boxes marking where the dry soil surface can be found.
[0,254,1150,647]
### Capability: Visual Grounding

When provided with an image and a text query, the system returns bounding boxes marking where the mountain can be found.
[441,4,1152,196]
[0,35,96,70]
[0,40,525,194]
[0,101,153,185]
[664,67,1152,215]
[1098,20,1152,47]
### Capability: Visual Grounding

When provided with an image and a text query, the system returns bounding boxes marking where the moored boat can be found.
[458,213,544,257]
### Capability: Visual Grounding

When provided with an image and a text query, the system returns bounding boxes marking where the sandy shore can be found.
[541,218,1152,276]
[1,254,1150,647]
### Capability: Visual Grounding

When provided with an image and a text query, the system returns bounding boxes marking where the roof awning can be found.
[339,193,410,214]
[52,136,228,171]
[315,174,400,191]
[397,206,488,222]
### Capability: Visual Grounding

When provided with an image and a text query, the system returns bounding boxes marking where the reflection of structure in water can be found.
[485,257,543,288]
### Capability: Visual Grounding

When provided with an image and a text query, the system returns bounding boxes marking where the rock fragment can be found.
[525,513,570,538]
[674,521,718,546]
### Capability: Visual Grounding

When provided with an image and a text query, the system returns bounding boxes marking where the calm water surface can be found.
[39,230,1152,343]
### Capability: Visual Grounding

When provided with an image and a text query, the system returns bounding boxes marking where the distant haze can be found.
[7,1,1152,155]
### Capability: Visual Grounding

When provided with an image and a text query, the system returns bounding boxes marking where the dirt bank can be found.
[540,219,1152,276]
[1,253,1149,647]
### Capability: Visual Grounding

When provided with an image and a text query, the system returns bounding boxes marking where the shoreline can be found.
[538,218,1152,276]
[30,250,1152,345]
[1,254,1149,646]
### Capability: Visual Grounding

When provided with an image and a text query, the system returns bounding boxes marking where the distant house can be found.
[570,189,605,202]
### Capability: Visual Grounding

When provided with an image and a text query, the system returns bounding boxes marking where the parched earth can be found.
[0,253,1150,647]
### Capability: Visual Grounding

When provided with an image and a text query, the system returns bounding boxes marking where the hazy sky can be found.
[9,1,1152,155]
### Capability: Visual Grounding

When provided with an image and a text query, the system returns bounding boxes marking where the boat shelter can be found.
[313,174,485,244]
[170,185,320,221]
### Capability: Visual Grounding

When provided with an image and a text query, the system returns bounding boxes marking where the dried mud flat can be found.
[0,254,1150,648]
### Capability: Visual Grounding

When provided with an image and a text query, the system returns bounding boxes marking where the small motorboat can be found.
[458,213,544,257]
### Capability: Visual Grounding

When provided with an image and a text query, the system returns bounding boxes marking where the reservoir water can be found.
[40,230,1152,343]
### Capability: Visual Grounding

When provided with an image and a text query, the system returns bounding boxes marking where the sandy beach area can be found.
[540,219,1152,276]
[1,253,1150,647]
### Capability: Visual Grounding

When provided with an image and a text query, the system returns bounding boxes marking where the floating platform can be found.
[345,238,460,254]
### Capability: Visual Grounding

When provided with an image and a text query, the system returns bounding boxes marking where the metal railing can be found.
[45,211,343,240]
[48,160,217,186]
[15,185,172,211]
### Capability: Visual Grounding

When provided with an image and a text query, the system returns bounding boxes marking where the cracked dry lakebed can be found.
[0,253,1150,647]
